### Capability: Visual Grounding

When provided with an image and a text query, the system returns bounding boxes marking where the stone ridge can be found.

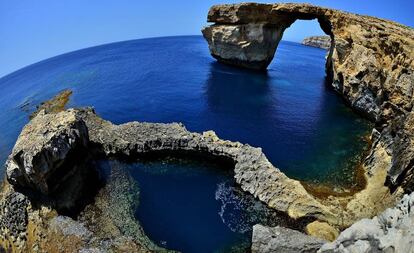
[77,108,335,221]
[0,107,410,250]
[0,107,407,233]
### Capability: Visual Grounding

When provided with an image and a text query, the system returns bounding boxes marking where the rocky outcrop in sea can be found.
[302,36,331,49]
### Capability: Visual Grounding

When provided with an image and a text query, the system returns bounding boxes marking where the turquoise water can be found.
[0,36,371,252]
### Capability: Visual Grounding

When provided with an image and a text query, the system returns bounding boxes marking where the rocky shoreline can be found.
[200,3,414,252]
[0,101,412,252]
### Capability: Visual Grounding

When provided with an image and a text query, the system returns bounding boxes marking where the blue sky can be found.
[1,0,413,78]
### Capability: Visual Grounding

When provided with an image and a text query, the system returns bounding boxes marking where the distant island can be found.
[302,35,331,49]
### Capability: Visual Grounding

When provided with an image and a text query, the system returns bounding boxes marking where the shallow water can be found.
[0,36,371,186]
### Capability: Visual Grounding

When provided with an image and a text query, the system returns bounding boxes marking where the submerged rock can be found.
[302,36,331,50]
[30,89,73,119]
[252,224,326,253]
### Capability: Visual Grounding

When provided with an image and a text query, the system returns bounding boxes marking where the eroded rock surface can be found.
[6,109,89,195]
[76,108,336,222]
[30,89,73,119]
[1,103,413,251]
[252,224,326,253]
[302,35,331,49]
[319,192,414,253]
[203,3,414,120]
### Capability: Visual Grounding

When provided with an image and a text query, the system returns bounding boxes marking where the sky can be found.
[1,0,413,78]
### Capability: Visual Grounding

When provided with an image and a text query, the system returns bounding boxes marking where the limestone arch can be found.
[203,13,335,76]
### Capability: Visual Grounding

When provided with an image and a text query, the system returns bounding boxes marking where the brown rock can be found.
[305,221,339,242]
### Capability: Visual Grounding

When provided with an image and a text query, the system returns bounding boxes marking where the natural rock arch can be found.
[202,3,335,72]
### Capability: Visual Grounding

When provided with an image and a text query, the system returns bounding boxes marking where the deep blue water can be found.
[124,159,252,253]
[0,36,371,252]
[0,36,370,185]
[98,158,298,253]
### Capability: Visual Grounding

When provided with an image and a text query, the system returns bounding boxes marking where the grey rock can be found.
[252,224,326,253]
[5,109,89,194]
[302,36,331,50]
[49,215,93,240]
[0,191,29,241]
[319,192,414,253]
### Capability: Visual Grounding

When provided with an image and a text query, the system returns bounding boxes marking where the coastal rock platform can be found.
[0,104,411,252]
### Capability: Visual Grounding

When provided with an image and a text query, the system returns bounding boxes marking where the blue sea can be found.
[0,36,371,252]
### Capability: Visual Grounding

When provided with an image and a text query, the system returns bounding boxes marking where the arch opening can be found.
[269,18,335,80]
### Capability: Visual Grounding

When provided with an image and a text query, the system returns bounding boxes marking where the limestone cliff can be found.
[302,35,331,49]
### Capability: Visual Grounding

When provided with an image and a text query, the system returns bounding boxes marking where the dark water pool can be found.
[98,157,299,253]
[0,36,371,252]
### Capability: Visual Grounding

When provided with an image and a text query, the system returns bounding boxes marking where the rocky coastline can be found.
[302,35,331,49]
[201,2,414,251]
[0,2,413,253]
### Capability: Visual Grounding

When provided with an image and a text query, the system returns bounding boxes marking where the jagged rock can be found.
[251,224,326,253]
[319,192,414,253]
[5,110,89,195]
[202,3,414,120]
[0,105,408,240]
[0,191,29,247]
[302,36,331,49]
